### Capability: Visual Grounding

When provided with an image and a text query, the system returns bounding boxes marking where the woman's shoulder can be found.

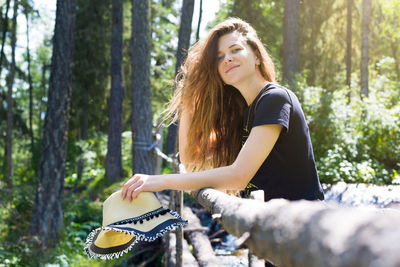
[258,82,292,103]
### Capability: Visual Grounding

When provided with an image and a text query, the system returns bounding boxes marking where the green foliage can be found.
[297,71,400,184]
[0,131,130,265]
[0,185,37,266]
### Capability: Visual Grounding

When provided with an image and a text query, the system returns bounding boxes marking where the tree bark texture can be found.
[361,0,371,98]
[192,188,400,267]
[346,0,353,102]
[346,0,352,87]
[283,0,300,88]
[31,0,76,249]
[173,190,184,267]
[174,0,194,77]
[195,0,202,42]
[248,191,265,267]
[38,62,48,142]
[106,0,124,181]
[6,0,18,188]
[25,7,35,159]
[154,121,164,174]
[165,0,194,156]
[167,231,199,267]
[0,0,10,78]
[183,206,219,267]
[309,0,316,86]
[131,0,154,174]
[76,0,94,182]
[246,0,253,25]
[76,82,88,182]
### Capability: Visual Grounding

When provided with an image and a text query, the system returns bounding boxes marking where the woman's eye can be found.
[217,55,224,61]
[232,48,241,53]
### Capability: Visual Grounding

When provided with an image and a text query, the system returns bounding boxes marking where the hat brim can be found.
[85,208,187,260]
[85,228,138,260]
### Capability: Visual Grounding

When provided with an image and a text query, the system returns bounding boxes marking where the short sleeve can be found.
[252,89,291,132]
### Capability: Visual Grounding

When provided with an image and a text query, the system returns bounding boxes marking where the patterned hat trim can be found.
[89,230,137,255]
[109,207,170,226]
[84,207,187,260]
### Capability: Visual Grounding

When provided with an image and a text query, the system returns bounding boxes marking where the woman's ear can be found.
[255,57,260,65]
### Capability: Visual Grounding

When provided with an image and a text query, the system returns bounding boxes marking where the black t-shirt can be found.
[242,82,324,202]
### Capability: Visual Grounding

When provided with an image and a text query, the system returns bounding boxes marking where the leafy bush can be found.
[298,71,400,184]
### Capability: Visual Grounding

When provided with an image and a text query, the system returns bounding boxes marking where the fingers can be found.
[129,182,144,201]
[121,174,149,202]
[124,179,143,202]
[121,174,140,200]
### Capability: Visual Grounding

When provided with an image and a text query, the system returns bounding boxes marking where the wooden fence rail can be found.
[191,188,400,267]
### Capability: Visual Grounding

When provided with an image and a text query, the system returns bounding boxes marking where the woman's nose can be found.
[224,53,233,63]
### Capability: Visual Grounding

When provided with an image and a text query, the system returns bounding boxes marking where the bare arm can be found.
[121,124,283,201]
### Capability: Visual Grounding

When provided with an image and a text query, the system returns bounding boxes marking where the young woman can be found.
[121,18,324,202]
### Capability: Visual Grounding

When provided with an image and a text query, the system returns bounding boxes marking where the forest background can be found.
[0,0,399,266]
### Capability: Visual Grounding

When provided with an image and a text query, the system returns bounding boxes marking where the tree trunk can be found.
[346,0,352,102]
[173,190,184,267]
[165,0,194,156]
[38,62,48,140]
[195,0,202,42]
[76,83,88,182]
[360,0,371,98]
[0,0,10,78]
[106,0,124,181]
[131,0,154,174]
[31,0,76,250]
[154,120,164,175]
[282,0,300,88]
[391,41,400,81]
[25,8,35,157]
[31,64,48,175]
[76,0,95,183]
[309,0,316,86]
[6,0,18,189]
[246,0,253,25]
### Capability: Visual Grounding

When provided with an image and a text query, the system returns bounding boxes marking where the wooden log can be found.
[183,206,219,267]
[192,188,400,267]
[158,191,194,267]
[182,226,209,233]
[248,191,266,267]
[154,120,164,175]
[172,189,184,267]
[167,230,199,267]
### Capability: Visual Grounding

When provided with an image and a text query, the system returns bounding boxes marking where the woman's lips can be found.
[225,65,239,73]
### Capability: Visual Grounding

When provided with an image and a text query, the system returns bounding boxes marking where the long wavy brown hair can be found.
[165,18,276,171]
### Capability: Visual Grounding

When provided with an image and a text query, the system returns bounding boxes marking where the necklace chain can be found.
[245,100,255,133]
[244,82,270,133]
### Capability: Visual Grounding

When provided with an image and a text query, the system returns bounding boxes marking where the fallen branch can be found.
[167,230,199,267]
[191,188,400,267]
[183,206,219,267]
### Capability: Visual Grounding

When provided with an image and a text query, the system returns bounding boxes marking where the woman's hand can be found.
[121,174,163,201]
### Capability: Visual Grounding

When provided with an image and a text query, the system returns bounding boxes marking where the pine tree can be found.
[106,0,124,181]
[31,0,76,249]
[131,0,154,174]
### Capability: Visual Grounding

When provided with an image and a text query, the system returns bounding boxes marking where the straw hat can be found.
[85,190,187,260]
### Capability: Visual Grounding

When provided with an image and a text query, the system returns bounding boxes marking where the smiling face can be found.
[217,31,260,87]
